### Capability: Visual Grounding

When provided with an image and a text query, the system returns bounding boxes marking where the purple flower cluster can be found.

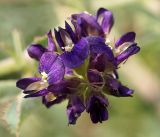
[16,8,140,124]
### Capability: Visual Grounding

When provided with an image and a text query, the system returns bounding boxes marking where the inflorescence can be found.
[16,8,140,125]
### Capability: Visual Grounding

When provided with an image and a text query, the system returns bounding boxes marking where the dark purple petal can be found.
[47,57,65,84]
[47,30,56,51]
[105,76,134,97]
[86,94,108,123]
[16,77,41,90]
[89,53,116,72]
[65,21,77,43]
[48,82,68,95]
[115,32,136,47]
[97,8,114,34]
[116,43,140,65]
[87,36,114,59]
[42,95,66,108]
[87,36,116,69]
[54,28,65,49]
[67,95,85,124]
[48,78,81,95]
[118,85,134,96]
[58,27,73,48]
[76,17,91,36]
[27,44,46,61]
[71,19,82,39]
[87,69,103,87]
[71,13,104,37]
[86,94,108,111]
[24,89,48,98]
[60,38,89,68]
[39,52,58,74]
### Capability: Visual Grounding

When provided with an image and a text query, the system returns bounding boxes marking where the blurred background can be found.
[0,0,160,137]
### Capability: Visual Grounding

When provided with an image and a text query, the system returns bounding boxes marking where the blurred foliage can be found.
[0,0,160,137]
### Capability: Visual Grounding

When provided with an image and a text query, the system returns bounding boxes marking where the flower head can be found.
[16,7,140,125]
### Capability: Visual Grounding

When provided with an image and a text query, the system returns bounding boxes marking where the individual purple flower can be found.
[16,52,65,102]
[87,36,116,72]
[27,30,56,61]
[104,75,134,97]
[86,93,109,123]
[67,95,85,125]
[71,8,114,37]
[54,22,89,68]
[114,32,140,65]
[87,67,109,124]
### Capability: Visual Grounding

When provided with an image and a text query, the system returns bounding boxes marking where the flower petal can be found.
[118,85,134,96]
[24,89,48,98]
[48,78,81,95]
[87,36,113,57]
[60,38,89,68]
[47,57,65,84]
[87,69,103,87]
[97,8,114,34]
[47,30,57,51]
[39,52,58,74]
[86,94,109,123]
[89,53,116,72]
[86,94,108,112]
[54,28,65,49]
[105,76,134,97]
[71,19,82,39]
[87,36,116,67]
[67,95,85,124]
[58,27,73,48]
[16,77,41,90]
[27,44,46,61]
[65,21,77,43]
[42,95,66,108]
[116,43,140,65]
[115,32,136,47]
[24,81,48,93]
[71,13,104,37]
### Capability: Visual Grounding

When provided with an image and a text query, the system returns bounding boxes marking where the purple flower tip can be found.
[27,44,46,61]
[115,32,136,47]
[67,95,85,124]
[116,43,140,65]
[86,94,109,123]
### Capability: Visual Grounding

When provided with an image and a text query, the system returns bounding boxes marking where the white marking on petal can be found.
[115,42,133,55]
[64,44,74,52]
[41,72,48,83]
[105,38,112,50]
